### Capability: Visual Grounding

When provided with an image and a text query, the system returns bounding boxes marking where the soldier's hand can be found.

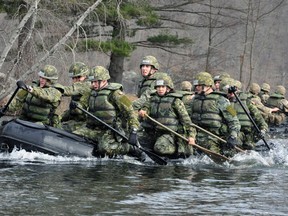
[138,110,147,118]
[188,137,196,145]
[227,135,238,148]
[128,128,138,146]
[69,101,78,110]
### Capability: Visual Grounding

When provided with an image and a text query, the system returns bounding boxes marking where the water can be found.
[0,139,288,216]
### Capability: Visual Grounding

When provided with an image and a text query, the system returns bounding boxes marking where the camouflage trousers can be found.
[73,126,130,157]
[61,120,86,132]
[267,113,286,126]
[196,132,237,158]
[138,129,193,158]
[237,127,259,150]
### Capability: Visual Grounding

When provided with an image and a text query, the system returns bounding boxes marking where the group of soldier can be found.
[1,55,288,162]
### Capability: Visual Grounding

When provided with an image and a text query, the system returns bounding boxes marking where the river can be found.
[0,138,287,215]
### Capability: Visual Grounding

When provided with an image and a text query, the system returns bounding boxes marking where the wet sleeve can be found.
[113,90,140,130]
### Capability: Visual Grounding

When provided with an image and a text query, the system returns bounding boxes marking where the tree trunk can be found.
[109,53,124,83]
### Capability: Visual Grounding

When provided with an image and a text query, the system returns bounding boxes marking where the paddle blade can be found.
[139,146,167,165]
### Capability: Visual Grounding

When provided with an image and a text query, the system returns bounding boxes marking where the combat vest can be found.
[266,93,284,108]
[21,82,60,125]
[87,83,122,128]
[149,92,182,132]
[231,93,252,128]
[137,72,167,97]
[190,92,224,134]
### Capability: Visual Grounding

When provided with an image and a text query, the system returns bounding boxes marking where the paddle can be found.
[0,80,26,118]
[144,114,230,163]
[73,102,167,165]
[189,122,245,153]
[230,88,271,150]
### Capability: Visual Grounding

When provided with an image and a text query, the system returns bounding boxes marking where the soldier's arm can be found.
[132,88,156,110]
[174,98,196,138]
[63,81,91,96]
[30,87,62,104]
[8,89,27,112]
[248,102,268,131]
[113,90,140,130]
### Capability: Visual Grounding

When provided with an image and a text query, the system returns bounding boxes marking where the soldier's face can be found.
[39,77,47,87]
[72,76,86,83]
[141,65,155,77]
[214,81,221,90]
[156,86,168,96]
[91,80,107,90]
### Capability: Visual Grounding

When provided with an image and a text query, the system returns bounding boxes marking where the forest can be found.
[0,0,287,102]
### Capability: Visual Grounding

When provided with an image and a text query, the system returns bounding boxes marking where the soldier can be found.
[61,62,91,132]
[213,72,231,92]
[259,83,271,104]
[220,78,268,150]
[132,55,167,110]
[247,83,279,123]
[138,75,196,158]
[72,66,143,160]
[190,72,240,157]
[265,85,288,126]
[8,65,63,127]
[178,81,194,111]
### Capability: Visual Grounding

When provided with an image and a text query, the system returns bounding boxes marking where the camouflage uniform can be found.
[139,76,196,158]
[190,72,240,156]
[73,66,140,158]
[132,55,167,110]
[220,78,268,150]
[177,81,194,112]
[247,83,275,123]
[9,65,63,127]
[61,62,91,132]
[259,83,270,104]
[265,85,288,126]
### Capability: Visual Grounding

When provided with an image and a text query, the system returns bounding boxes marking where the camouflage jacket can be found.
[142,92,196,138]
[133,72,167,110]
[190,92,241,138]
[78,82,140,130]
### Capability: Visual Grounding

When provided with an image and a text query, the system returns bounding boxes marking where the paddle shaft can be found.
[75,104,167,165]
[144,114,230,161]
[232,91,270,150]
[190,122,245,153]
[1,86,20,114]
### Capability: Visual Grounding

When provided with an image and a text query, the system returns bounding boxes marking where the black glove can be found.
[69,101,78,110]
[228,86,237,93]
[128,128,138,146]
[227,135,238,148]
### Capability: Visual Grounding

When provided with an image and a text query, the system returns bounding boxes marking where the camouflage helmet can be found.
[261,83,270,93]
[219,72,231,80]
[38,65,58,81]
[249,83,261,94]
[89,66,110,81]
[181,81,192,91]
[140,55,159,70]
[234,80,242,90]
[155,75,174,89]
[276,85,286,95]
[193,72,214,86]
[213,75,221,82]
[219,77,235,93]
[68,62,89,78]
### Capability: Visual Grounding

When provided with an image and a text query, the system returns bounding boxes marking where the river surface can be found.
[0,138,288,216]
